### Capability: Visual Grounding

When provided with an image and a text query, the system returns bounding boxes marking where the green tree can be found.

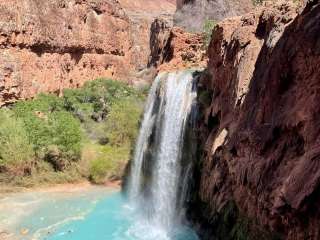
[49,111,82,159]
[105,98,143,146]
[13,94,82,161]
[0,110,34,173]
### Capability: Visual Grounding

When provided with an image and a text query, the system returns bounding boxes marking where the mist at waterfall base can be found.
[127,71,199,240]
[30,71,199,240]
[42,191,198,240]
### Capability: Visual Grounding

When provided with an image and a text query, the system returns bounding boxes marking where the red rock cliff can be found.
[0,0,175,105]
[148,18,206,72]
[175,0,253,32]
[192,1,320,239]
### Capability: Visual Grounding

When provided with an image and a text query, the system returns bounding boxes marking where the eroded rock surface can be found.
[0,0,175,105]
[175,0,253,32]
[193,1,320,239]
[148,18,206,72]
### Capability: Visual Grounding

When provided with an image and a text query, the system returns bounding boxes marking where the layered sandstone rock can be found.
[148,18,206,72]
[175,0,253,32]
[0,0,175,105]
[117,0,175,72]
[193,0,320,239]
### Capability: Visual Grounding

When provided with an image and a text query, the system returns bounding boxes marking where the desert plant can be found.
[88,145,131,184]
[0,78,147,185]
[13,94,82,161]
[104,98,144,146]
[203,19,216,49]
[252,0,264,5]
[0,109,34,174]
[49,111,82,159]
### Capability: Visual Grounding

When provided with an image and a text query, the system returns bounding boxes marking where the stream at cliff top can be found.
[0,71,199,240]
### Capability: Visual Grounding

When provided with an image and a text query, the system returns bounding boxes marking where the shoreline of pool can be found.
[0,180,121,195]
[0,182,121,240]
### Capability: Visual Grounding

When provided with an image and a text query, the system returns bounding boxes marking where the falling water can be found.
[128,76,161,202]
[128,71,198,239]
[5,71,199,240]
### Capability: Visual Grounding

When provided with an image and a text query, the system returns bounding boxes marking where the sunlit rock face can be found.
[191,1,320,240]
[0,0,176,105]
[148,18,206,74]
[174,0,253,32]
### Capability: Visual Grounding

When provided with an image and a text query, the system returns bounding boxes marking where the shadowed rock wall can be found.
[191,1,320,239]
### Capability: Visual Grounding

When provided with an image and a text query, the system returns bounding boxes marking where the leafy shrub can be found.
[63,78,145,116]
[62,79,146,143]
[13,94,82,161]
[14,94,64,115]
[105,98,144,146]
[89,157,112,184]
[49,111,82,159]
[0,109,34,174]
[203,19,216,49]
[252,0,264,5]
[88,145,131,184]
[0,78,147,186]
[88,95,144,183]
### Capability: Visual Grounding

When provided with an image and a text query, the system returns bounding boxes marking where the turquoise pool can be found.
[1,188,198,240]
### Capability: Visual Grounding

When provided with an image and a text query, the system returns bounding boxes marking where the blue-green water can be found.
[45,192,198,240]
[3,188,198,240]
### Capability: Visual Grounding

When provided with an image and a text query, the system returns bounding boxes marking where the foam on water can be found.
[41,192,198,240]
[128,71,198,238]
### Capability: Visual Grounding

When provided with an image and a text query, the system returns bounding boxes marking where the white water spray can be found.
[128,71,197,239]
[128,76,161,202]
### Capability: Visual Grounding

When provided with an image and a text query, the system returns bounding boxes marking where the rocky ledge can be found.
[148,18,206,73]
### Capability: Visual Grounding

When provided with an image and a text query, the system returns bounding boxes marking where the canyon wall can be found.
[148,18,206,72]
[174,0,253,32]
[0,0,175,105]
[191,0,320,239]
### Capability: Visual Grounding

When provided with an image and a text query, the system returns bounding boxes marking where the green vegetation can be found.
[203,19,216,49]
[0,110,34,175]
[105,99,142,146]
[0,79,147,188]
[13,94,82,170]
[252,0,301,6]
[252,0,264,5]
[86,98,142,183]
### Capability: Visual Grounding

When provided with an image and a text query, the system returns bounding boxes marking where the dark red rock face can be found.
[195,1,320,239]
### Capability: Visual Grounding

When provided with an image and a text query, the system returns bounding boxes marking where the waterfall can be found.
[128,71,198,239]
[128,75,161,202]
